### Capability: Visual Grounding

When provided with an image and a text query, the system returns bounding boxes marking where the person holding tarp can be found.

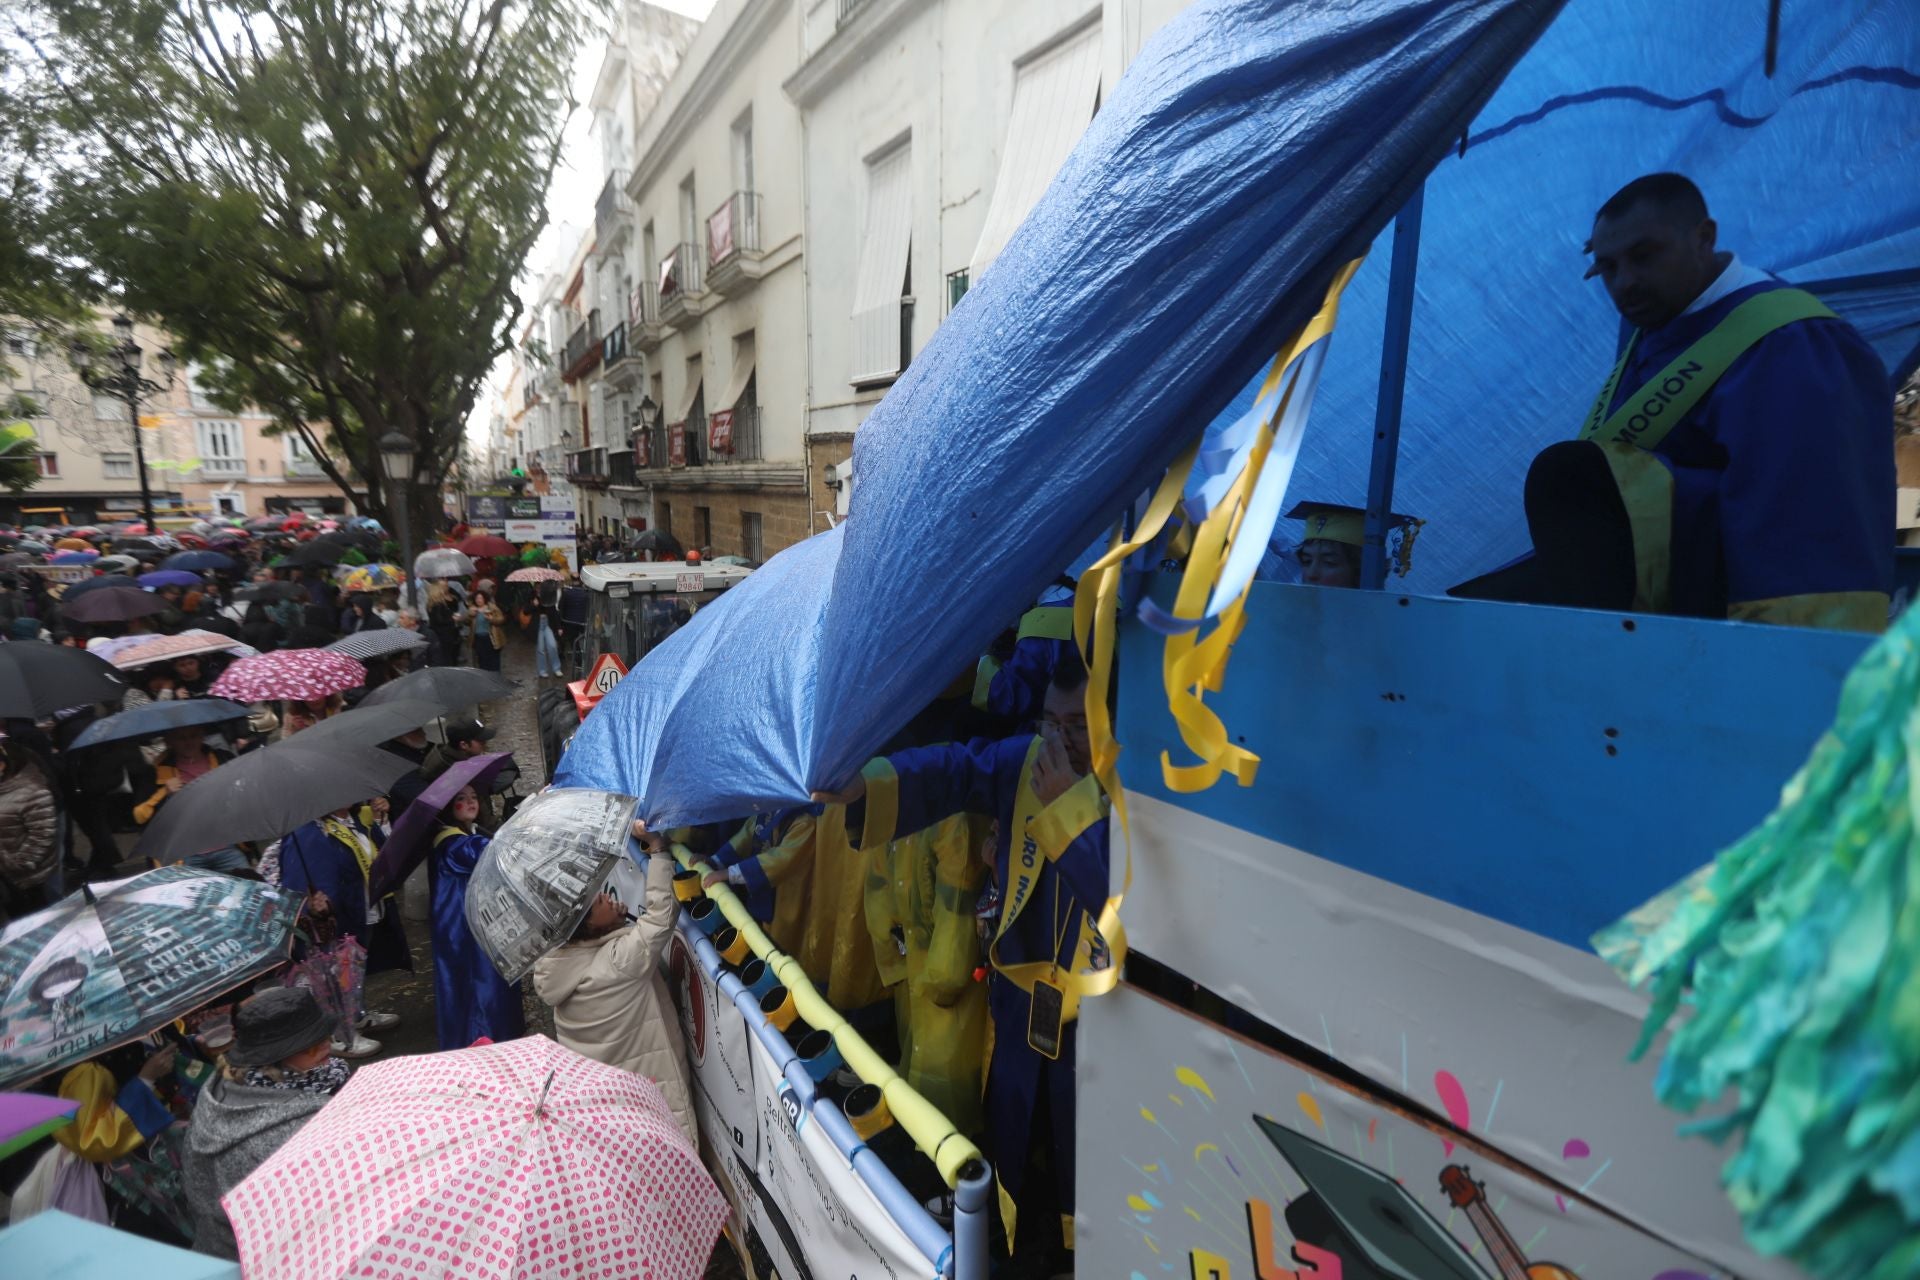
[1452,173,1893,631]
[699,804,820,953]
[815,654,1112,1275]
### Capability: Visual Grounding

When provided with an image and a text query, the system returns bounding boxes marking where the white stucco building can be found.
[784,0,1196,527]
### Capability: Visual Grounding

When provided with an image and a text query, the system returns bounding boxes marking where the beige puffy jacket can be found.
[532,854,695,1144]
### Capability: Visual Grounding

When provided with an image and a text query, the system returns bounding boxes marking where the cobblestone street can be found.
[366,630,557,1058]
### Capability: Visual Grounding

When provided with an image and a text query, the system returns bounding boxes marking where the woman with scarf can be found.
[277,806,405,1058]
[426,783,524,1049]
[183,987,349,1258]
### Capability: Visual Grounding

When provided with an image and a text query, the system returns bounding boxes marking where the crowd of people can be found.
[0,509,607,1261]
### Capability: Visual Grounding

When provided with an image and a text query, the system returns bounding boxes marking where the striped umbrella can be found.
[325,629,428,662]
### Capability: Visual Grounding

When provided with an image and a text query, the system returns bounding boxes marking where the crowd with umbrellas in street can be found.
[0,510,734,1277]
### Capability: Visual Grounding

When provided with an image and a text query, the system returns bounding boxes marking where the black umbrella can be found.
[133,737,414,860]
[631,528,684,557]
[62,574,138,599]
[110,537,170,555]
[289,697,443,748]
[0,643,128,717]
[234,581,307,603]
[60,586,167,625]
[67,697,254,750]
[359,665,514,711]
[284,540,346,567]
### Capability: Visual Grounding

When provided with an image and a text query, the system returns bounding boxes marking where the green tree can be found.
[0,33,90,377]
[18,0,596,536]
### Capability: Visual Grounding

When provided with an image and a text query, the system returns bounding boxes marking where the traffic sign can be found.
[584,652,630,696]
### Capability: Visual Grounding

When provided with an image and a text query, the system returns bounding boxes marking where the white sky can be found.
[468,0,717,451]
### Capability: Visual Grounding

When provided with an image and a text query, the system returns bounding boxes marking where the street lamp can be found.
[69,312,176,531]
[378,431,417,610]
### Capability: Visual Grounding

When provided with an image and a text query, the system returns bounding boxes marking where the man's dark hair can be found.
[1595,173,1709,228]
[1050,650,1089,694]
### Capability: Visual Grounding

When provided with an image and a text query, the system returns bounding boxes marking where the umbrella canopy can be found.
[173,532,208,549]
[109,537,171,555]
[0,1091,78,1159]
[95,630,256,670]
[0,866,300,1088]
[339,563,404,593]
[160,550,235,573]
[137,570,202,589]
[323,628,428,662]
[456,533,517,559]
[0,1209,240,1279]
[15,540,48,554]
[68,697,254,751]
[0,643,127,717]
[369,751,512,899]
[208,649,366,702]
[466,788,634,983]
[60,586,168,625]
[282,539,345,567]
[225,1035,725,1280]
[94,554,140,573]
[360,665,513,711]
[0,553,34,569]
[49,550,97,565]
[504,566,562,582]
[232,581,305,603]
[413,547,476,579]
[133,737,413,860]
[287,696,442,750]
[62,574,138,599]
[630,528,683,557]
[52,538,93,551]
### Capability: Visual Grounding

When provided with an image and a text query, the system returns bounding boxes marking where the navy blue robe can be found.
[428,828,525,1050]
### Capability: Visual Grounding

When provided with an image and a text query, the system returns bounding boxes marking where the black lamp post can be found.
[69,314,175,531]
[378,431,417,609]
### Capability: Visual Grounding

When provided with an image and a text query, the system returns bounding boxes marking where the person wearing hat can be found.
[416,717,513,829]
[182,986,348,1258]
[1282,502,1422,589]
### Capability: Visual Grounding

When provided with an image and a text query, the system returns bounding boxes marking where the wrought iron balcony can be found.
[595,170,633,249]
[562,310,602,381]
[565,446,609,488]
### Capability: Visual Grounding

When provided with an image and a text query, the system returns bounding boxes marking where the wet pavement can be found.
[365,631,558,1059]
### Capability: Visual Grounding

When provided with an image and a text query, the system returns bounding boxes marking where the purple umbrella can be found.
[0,1092,78,1159]
[48,550,99,565]
[368,751,511,899]
[138,570,203,589]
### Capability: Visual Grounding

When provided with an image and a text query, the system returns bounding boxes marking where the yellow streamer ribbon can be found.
[1160,259,1363,792]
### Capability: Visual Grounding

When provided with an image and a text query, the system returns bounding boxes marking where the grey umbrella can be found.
[132,737,414,860]
[289,697,444,748]
[359,665,513,711]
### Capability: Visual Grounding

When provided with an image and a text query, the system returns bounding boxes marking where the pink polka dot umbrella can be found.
[225,1035,727,1280]
[207,648,367,702]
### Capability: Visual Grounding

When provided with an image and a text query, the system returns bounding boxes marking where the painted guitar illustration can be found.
[1438,1165,1583,1280]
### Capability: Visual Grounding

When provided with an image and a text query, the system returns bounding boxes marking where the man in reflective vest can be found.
[1453,172,1893,631]
[818,653,1111,1275]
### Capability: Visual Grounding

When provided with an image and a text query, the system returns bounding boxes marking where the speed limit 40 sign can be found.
[584,652,629,696]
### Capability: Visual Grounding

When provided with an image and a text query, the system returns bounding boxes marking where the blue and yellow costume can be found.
[971,601,1076,722]
[863,734,1111,1248]
[709,805,821,951]
[1587,270,1892,630]
[428,825,525,1049]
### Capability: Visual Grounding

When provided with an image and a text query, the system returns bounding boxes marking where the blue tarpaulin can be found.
[560,0,1920,825]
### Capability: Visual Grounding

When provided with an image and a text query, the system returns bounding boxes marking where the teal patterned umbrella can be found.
[0,867,300,1089]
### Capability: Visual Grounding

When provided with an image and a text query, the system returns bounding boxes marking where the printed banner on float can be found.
[666,932,759,1168]
[743,1032,933,1280]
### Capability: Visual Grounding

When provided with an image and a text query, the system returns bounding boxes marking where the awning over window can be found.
[850,144,914,383]
[968,21,1103,282]
[671,375,704,426]
[720,342,757,411]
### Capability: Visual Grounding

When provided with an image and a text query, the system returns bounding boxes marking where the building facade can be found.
[1,322,348,524]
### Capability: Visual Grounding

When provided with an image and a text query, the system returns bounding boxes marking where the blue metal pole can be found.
[1361,184,1425,589]
[950,1159,993,1280]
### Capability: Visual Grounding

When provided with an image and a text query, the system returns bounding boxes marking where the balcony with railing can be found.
[601,321,641,387]
[630,281,664,353]
[562,310,602,381]
[285,452,329,479]
[705,192,765,296]
[566,446,609,488]
[657,242,705,331]
[608,448,637,488]
[594,169,633,249]
[706,403,762,463]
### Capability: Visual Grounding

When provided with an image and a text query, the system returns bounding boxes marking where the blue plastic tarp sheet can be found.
[559,0,1565,823]
[1275,0,1920,594]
